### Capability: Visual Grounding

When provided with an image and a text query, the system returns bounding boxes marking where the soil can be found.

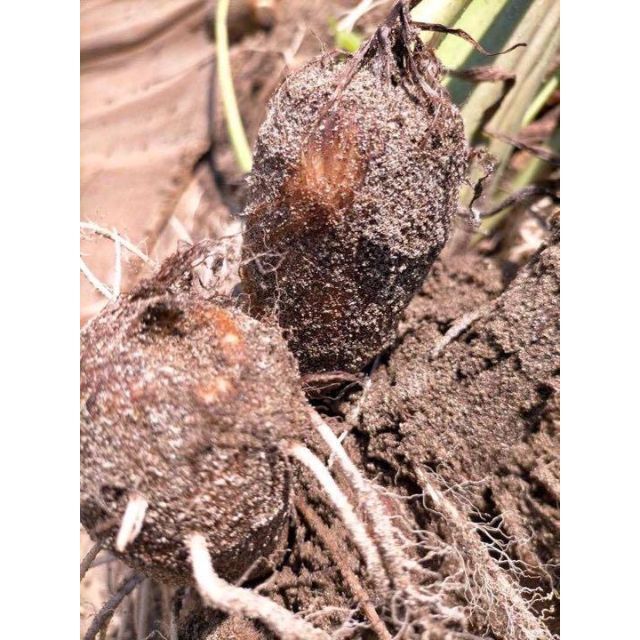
[356,226,560,632]
[149,227,558,640]
[237,228,559,640]
[80,2,559,639]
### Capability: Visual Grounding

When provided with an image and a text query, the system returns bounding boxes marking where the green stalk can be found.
[522,71,559,126]
[460,0,557,140]
[215,0,253,173]
[436,0,511,71]
[474,65,559,239]
[484,7,559,191]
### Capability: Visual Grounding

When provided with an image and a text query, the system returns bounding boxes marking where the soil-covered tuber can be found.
[80,242,310,585]
[241,5,468,374]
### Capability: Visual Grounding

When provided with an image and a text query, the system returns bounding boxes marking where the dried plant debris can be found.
[241,1,468,375]
[80,241,311,585]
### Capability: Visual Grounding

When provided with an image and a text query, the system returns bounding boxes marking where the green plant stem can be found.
[484,5,559,192]
[411,0,473,46]
[215,0,252,173]
[522,71,559,126]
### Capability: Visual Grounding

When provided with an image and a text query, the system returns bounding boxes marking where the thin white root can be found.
[310,413,413,587]
[80,257,115,301]
[414,469,553,640]
[288,443,388,590]
[80,221,156,266]
[188,534,330,640]
[429,308,486,361]
[115,495,148,553]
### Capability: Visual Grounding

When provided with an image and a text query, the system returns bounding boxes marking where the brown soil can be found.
[357,226,560,632]
[245,229,560,640]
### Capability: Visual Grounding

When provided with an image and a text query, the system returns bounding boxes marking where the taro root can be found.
[240,1,468,374]
[80,242,310,585]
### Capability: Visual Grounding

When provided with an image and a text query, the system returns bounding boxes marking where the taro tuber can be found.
[240,2,468,374]
[80,242,310,585]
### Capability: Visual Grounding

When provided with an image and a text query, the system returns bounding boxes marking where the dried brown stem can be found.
[484,129,560,165]
[448,66,515,83]
[83,573,144,640]
[80,539,103,582]
[411,22,526,56]
[477,185,559,219]
[294,497,393,640]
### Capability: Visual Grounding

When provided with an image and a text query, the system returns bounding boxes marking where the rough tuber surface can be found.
[80,242,310,585]
[241,18,468,374]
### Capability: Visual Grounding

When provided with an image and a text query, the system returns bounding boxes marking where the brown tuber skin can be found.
[240,9,468,374]
[80,241,310,585]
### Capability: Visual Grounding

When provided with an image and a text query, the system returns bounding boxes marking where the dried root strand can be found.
[83,573,144,640]
[294,497,393,640]
[310,413,415,589]
[325,0,444,116]
[80,539,103,581]
[415,469,554,640]
[80,221,155,266]
[288,443,388,590]
[80,257,116,301]
[188,534,330,640]
[484,129,560,165]
[80,221,156,306]
[429,308,488,361]
[448,65,516,83]
[475,185,560,220]
[410,21,526,57]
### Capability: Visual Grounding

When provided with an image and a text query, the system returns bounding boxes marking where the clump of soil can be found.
[355,227,560,633]
[241,13,468,374]
[80,241,311,585]
[229,231,559,640]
